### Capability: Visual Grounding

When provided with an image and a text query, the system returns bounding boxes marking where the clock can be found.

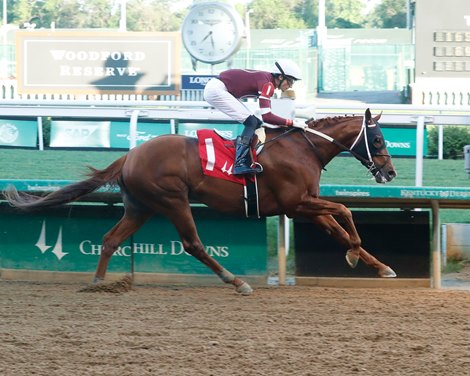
[181,2,244,65]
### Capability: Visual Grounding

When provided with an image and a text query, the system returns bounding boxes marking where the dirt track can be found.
[1,280,470,376]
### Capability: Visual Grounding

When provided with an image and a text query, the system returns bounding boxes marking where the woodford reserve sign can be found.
[16,31,181,95]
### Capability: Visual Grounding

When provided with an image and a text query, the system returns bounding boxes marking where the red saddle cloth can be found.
[197,129,256,184]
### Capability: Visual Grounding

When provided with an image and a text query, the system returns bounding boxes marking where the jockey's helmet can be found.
[271,59,302,81]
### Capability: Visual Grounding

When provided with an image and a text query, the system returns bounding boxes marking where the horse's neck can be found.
[262,118,362,159]
[314,116,363,150]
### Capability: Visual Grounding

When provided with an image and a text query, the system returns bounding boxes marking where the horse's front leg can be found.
[311,215,396,278]
[293,196,396,278]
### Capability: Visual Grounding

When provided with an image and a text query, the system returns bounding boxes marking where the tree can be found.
[125,0,184,32]
[10,0,119,29]
[258,0,366,29]
[367,0,408,28]
[248,0,306,29]
[325,0,365,28]
[428,126,470,159]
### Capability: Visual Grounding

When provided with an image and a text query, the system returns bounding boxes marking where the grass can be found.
[442,259,469,274]
[2,149,126,180]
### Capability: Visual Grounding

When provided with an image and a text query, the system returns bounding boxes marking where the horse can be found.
[3,108,397,295]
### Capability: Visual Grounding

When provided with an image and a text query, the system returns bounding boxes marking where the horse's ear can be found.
[365,108,372,123]
[373,111,382,122]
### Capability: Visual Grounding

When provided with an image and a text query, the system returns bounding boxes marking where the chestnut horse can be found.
[4,109,397,295]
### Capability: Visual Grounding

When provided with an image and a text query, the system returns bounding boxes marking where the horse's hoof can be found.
[379,267,397,278]
[92,276,105,285]
[236,282,253,296]
[345,251,359,268]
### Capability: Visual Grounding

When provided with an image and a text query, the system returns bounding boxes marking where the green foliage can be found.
[427,125,470,159]
[9,0,183,31]
[125,0,185,32]
[366,0,407,28]
[5,0,409,31]
[442,259,467,273]
[11,0,120,29]
[249,0,307,29]
[325,0,365,28]
[247,0,365,29]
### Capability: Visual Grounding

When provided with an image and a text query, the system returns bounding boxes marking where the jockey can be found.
[204,59,302,175]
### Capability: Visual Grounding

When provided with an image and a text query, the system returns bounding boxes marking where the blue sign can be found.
[181,75,217,90]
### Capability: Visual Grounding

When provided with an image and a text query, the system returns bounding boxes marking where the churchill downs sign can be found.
[16,31,181,95]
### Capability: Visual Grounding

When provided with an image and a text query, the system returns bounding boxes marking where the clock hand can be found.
[210,34,215,49]
[201,30,213,43]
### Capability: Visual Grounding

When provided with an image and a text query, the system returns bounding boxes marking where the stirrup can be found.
[233,162,263,176]
[252,162,263,173]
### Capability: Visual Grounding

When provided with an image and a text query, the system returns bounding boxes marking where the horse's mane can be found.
[263,114,360,135]
[310,115,359,128]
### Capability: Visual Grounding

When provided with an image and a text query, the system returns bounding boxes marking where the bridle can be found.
[263,116,390,178]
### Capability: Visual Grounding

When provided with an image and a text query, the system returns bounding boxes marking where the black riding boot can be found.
[233,115,263,175]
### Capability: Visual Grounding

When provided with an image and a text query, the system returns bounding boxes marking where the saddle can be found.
[197,129,261,184]
[197,129,260,218]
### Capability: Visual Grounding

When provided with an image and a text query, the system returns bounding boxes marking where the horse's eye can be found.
[373,137,383,147]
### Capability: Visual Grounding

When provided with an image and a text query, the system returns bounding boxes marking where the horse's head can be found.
[350,109,397,183]
[303,109,396,183]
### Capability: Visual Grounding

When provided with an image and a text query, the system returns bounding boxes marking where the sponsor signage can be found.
[382,126,428,156]
[0,119,38,147]
[110,121,172,148]
[0,205,267,276]
[50,120,110,148]
[16,31,181,94]
[181,75,217,90]
[178,122,243,139]
[49,120,172,148]
[319,185,470,200]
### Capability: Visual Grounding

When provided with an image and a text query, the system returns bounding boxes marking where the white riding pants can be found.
[203,78,252,124]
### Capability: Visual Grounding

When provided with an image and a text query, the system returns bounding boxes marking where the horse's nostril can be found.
[388,170,397,179]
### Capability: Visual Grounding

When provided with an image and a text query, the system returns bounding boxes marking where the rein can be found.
[258,118,388,176]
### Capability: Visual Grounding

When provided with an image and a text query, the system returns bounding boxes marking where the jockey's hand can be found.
[292,119,308,130]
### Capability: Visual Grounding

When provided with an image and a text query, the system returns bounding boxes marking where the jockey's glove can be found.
[292,118,308,130]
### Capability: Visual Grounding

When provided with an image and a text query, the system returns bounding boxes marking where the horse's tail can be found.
[3,155,127,211]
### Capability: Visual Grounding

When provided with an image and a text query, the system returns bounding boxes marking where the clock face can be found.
[182,3,243,64]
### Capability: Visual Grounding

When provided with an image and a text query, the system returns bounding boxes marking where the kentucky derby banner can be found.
[50,120,110,148]
[0,119,38,147]
[16,31,181,95]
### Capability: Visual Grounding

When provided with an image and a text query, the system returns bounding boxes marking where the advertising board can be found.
[382,126,428,156]
[16,31,181,95]
[0,119,38,147]
[49,120,172,148]
[178,122,243,139]
[0,205,267,277]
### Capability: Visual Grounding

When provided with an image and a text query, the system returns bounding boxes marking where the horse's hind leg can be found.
[311,215,397,278]
[93,208,152,283]
[168,204,253,295]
